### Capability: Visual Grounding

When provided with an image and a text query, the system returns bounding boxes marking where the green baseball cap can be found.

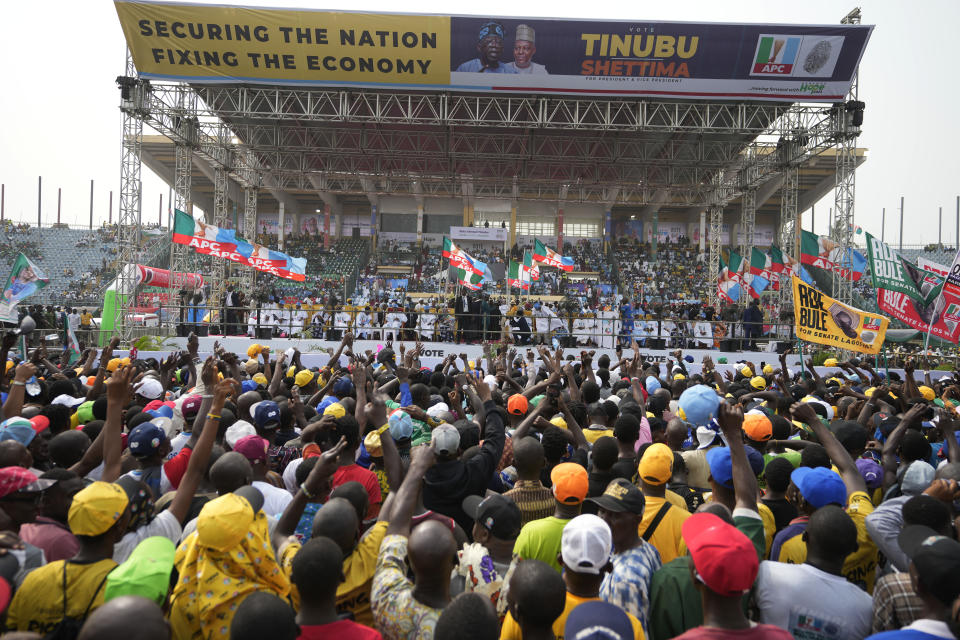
[529,394,545,408]
[76,401,95,425]
[104,536,176,605]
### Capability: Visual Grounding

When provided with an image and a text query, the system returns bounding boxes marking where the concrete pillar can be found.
[417,203,424,246]
[509,203,518,248]
[699,210,706,252]
[323,203,331,249]
[557,204,564,249]
[604,208,612,252]
[278,202,285,250]
[370,203,378,249]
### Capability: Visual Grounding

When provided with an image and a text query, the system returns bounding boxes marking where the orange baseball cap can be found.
[639,443,673,485]
[551,462,588,504]
[507,394,529,416]
[742,411,773,442]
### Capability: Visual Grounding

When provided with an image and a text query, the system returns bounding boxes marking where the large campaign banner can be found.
[115,1,872,101]
[792,276,888,354]
[877,288,960,344]
[173,210,307,282]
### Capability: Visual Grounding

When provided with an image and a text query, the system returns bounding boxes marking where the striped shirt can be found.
[600,542,663,639]
[872,571,924,633]
[503,480,555,526]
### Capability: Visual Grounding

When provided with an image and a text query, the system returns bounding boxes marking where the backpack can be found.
[43,562,111,640]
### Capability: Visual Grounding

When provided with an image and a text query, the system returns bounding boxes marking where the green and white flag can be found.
[60,312,81,365]
[0,254,48,324]
[865,232,942,304]
[457,268,483,290]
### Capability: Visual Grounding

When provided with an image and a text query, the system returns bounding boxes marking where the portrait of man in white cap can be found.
[505,24,548,74]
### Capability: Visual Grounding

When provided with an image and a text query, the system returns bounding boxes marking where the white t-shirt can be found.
[121,467,173,497]
[282,458,304,492]
[252,480,294,518]
[113,509,183,563]
[754,561,872,640]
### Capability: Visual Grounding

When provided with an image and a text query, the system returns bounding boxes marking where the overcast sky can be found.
[1,0,957,245]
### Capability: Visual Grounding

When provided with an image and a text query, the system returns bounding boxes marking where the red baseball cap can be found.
[233,435,269,464]
[507,394,529,416]
[28,415,50,434]
[681,512,758,597]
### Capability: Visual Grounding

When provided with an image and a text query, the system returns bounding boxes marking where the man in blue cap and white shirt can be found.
[456,22,516,73]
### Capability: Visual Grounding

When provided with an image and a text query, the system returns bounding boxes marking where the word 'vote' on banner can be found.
[792,276,888,355]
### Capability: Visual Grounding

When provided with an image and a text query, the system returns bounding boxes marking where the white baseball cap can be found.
[225,420,257,449]
[134,378,164,400]
[560,514,612,575]
[431,423,461,457]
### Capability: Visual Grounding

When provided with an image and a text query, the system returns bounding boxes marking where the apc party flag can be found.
[443,237,484,276]
[800,230,866,281]
[507,260,530,290]
[729,249,768,298]
[866,232,942,304]
[533,239,574,271]
[0,254,49,324]
[173,210,306,282]
[60,311,81,364]
[792,276,888,354]
[717,255,741,303]
[750,248,779,290]
[457,268,483,290]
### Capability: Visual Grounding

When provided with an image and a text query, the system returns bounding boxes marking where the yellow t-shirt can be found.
[757,502,776,558]
[7,558,117,634]
[664,489,689,511]
[637,495,690,564]
[769,491,878,593]
[500,592,645,640]
[584,428,615,444]
[81,312,93,327]
[338,521,389,626]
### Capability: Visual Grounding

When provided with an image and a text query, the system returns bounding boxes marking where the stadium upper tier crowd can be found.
[0,331,956,639]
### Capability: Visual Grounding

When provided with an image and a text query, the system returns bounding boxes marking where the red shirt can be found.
[298,619,383,640]
[163,446,192,489]
[20,517,79,562]
[332,464,382,519]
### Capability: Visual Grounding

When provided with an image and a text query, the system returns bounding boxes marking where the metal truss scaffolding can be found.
[169,87,197,292]
[779,162,799,309]
[209,127,230,320]
[114,51,144,343]
[240,185,258,293]
[739,188,756,266]
[833,9,863,307]
[709,204,723,303]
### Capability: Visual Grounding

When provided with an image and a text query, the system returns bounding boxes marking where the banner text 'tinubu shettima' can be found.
[580,34,698,77]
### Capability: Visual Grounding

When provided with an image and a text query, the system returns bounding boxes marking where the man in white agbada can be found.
[383,304,406,341]
[598,305,618,349]
[354,307,373,339]
[333,307,352,340]
[418,302,437,341]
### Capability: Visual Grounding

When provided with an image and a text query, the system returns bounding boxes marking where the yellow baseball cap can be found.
[550,416,567,429]
[750,376,766,390]
[252,373,268,386]
[294,370,315,388]
[247,344,262,358]
[68,482,129,536]
[674,373,686,380]
[824,358,838,367]
[196,492,255,552]
[639,443,673,485]
[918,386,935,402]
[286,366,297,379]
[323,402,346,418]
[106,358,122,372]
[762,364,774,375]
[740,366,753,378]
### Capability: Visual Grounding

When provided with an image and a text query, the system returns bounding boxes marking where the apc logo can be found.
[752,35,802,75]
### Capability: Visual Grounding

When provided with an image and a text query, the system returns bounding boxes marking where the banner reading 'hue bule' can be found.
[115,1,872,101]
[792,276,888,354]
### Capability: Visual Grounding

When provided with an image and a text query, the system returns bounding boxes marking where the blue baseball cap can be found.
[564,601,634,640]
[128,422,167,458]
[705,445,764,489]
[388,409,413,440]
[332,378,354,398]
[645,376,661,395]
[145,405,173,420]
[678,384,721,426]
[251,401,281,430]
[0,418,36,447]
[241,379,258,393]
[318,396,339,413]
[790,466,847,508]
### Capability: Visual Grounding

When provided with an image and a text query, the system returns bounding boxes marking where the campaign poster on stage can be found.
[792,276,888,354]
[116,1,871,101]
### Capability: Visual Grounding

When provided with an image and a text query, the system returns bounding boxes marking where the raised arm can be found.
[386,445,436,537]
[880,403,926,492]
[716,402,758,513]
[792,401,867,496]
[100,365,137,482]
